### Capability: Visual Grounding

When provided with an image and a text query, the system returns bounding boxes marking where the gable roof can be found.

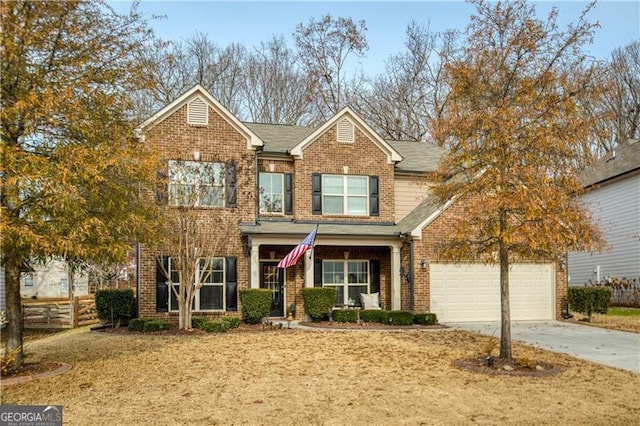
[244,123,314,153]
[136,84,263,149]
[580,139,640,188]
[388,140,447,173]
[397,193,455,239]
[289,107,403,164]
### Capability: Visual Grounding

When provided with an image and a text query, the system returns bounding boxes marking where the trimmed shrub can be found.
[201,320,227,333]
[359,309,386,324]
[222,316,241,329]
[414,312,438,325]
[385,310,414,326]
[569,287,612,321]
[191,316,209,329]
[302,288,337,321]
[95,289,134,324]
[127,318,151,332]
[142,319,171,332]
[239,289,272,324]
[332,309,358,323]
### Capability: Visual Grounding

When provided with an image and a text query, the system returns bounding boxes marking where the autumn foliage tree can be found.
[1,1,160,370]
[431,0,605,359]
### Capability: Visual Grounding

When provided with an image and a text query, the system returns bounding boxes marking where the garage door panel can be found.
[430,263,554,322]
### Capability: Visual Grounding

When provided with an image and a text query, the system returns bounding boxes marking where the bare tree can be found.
[243,36,312,124]
[294,14,368,121]
[353,22,457,142]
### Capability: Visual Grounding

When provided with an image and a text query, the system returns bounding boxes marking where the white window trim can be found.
[168,257,226,312]
[259,172,285,215]
[322,260,370,306]
[168,160,225,208]
[322,174,369,216]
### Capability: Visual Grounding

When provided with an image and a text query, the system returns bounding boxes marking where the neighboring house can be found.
[568,139,640,285]
[137,85,567,323]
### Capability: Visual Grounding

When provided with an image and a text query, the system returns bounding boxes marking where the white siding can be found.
[394,176,434,221]
[21,259,89,299]
[568,173,640,285]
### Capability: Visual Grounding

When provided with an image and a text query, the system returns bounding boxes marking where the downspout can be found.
[135,241,140,318]
[407,236,414,312]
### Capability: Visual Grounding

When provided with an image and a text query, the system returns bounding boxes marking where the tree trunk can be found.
[3,255,24,370]
[499,212,512,359]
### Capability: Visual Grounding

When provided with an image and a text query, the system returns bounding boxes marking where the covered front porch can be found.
[240,222,403,318]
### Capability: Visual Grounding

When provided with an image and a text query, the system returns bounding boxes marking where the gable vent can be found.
[187,97,208,125]
[337,118,354,144]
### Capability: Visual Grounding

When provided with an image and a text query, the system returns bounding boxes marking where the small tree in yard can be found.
[431,0,606,359]
[154,159,243,330]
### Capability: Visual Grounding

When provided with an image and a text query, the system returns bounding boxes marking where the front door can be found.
[260,262,284,317]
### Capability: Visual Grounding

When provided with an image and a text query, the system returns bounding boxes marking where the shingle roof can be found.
[580,139,640,187]
[244,123,314,154]
[387,140,447,173]
[239,221,400,237]
[244,122,448,173]
[397,194,444,235]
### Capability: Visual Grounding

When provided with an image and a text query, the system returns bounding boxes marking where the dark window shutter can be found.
[225,161,237,208]
[284,173,293,215]
[156,170,168,204]
[312,173,322,215]
[314,259,323,287]
[225,257,238,311]
[369,176,379,216]
[156,256,169,312]
[370,259,380,294]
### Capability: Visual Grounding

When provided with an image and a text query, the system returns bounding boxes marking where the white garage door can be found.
[430,263,555,322]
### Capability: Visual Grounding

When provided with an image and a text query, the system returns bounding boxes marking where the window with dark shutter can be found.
[156,256,169,312]
[225,257,237,311]
[312,173,322,214]
[225,161,237,208]
[369,176,379,216]
[284,173,293,215]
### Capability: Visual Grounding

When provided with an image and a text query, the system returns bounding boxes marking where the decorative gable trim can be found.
[136,84,263,150]
[336,118,354,144]
[289,107,403,164]
[187,96,208,125]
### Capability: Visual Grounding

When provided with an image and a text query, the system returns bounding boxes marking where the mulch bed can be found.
[455,356,563,377]
[300,321,447,330]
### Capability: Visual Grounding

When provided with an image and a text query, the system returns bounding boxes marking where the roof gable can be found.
[136,84,263,150]
[289,107,403,164]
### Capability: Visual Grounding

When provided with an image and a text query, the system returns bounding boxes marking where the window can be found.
[259,173,283,213]
[168,161,224,207]
[322,175,368,215]
[23,274,34,287]
[323,260,369,306]
[169,257,225,311]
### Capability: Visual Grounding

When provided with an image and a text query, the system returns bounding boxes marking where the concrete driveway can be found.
[447,321,640,373]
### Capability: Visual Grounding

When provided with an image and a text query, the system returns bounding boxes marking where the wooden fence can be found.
[22,295,100,329]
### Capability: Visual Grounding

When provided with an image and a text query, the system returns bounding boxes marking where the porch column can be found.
[304,250,314,288]
[250,243,260,289]
[390,244,401,310]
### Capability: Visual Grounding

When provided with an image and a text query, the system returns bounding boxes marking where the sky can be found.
[110,0,640,76]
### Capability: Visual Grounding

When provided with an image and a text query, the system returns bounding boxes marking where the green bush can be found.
[414,312,438,325]
[332,309,358,323]
[385,310,414,326]
[191,316,209,329]
[359,309,386,324]
[239,289,272,324]
[95,289,134,324]
[302,288,337,321]
[568,287,612,321]
[127,318,151,332]
[142,319,171,332]
[202,320,230,333]
[222,316,241,329]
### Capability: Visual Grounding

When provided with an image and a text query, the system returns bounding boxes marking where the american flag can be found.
[277,228,317,268]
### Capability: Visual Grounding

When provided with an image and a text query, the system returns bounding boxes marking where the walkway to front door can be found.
[260,262,284,317]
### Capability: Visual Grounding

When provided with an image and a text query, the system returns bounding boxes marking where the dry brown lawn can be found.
[568,311,640,334]
[1,326,639,425]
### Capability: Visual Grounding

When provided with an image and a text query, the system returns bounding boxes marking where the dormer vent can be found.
[187,96,208,125]
[337,118,354,144]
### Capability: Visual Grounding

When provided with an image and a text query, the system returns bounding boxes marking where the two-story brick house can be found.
[136,85,567,323]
